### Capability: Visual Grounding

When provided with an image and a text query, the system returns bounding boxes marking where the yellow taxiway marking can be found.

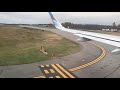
[44,70,49,74]
[56,64,75,78]
[50,69,55,73]
[51,64,68,78]
[34,76,46,78]
[55,76,61,78]
[49,76,54,78]
[69,42,106,72]
[46,65,49,67]
[41,65,44,67]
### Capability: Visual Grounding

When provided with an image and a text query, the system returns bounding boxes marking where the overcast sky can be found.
[0,12,120,25]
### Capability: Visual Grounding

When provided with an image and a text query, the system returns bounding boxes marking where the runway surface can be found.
[0,26,120,78]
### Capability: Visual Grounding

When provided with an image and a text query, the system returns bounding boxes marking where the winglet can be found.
[48,12,64,29]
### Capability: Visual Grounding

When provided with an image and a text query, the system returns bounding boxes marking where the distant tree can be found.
[62,22,72,28]
[62,22,114,30]
[113,22,116,28]
[118,24,120,27]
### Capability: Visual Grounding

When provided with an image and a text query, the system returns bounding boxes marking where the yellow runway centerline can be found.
[69,42,107,72]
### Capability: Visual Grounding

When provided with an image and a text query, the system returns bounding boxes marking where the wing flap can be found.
[74,33,120,47]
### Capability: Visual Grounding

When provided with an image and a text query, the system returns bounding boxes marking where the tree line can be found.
[61,22,120,30]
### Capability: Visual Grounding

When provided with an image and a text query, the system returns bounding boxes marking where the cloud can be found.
[0,12,51,24]
[0,12,120,25]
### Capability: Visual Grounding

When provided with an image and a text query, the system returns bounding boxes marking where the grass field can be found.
[0,25,80,66]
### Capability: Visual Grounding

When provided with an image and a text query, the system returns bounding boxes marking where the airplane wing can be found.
[48,12,120,53]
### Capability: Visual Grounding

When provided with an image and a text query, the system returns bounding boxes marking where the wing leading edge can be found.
[48,12,120,53]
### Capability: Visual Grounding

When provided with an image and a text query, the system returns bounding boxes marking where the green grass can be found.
[0,25,80,66]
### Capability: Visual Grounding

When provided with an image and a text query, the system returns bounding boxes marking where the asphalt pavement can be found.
[0,26,120,78]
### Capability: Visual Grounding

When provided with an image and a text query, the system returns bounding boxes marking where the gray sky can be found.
[0,12,120,25]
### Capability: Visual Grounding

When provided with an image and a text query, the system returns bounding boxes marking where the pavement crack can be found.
[104,64,120,78]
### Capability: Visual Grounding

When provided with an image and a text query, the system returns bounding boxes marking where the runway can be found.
[0,26,120,78]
